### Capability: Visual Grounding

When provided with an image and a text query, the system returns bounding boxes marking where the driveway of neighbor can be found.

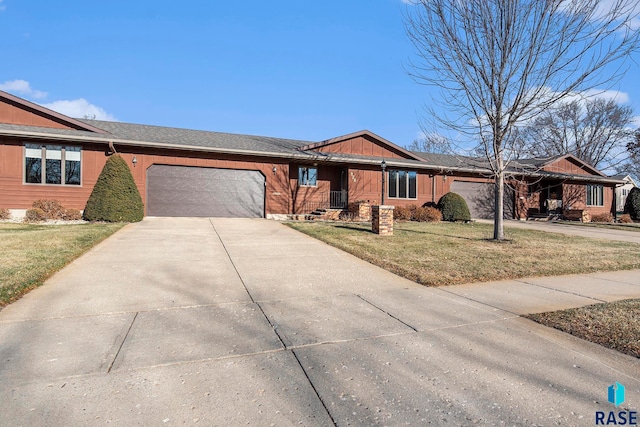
[1,218,639,426]
[478,218,640,244]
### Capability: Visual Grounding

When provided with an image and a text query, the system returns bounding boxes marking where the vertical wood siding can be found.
[0,102,76,129]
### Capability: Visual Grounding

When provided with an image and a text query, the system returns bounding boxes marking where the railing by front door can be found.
[299,191,348,213]
[330,190,348,209]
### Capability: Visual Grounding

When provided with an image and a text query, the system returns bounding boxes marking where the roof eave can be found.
[0,90,110,134]
[0,128,318,160]
[1,128,623,183]
[299,130,425,162]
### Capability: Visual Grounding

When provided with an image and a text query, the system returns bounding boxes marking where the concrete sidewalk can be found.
[480,218,640,244]
[1,218,639,426]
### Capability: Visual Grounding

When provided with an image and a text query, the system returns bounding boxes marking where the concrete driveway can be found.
[1,218,639,426]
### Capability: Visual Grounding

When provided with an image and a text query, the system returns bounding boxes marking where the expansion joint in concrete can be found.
[107,312,138,373]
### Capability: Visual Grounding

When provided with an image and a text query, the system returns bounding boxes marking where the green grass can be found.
[288,220,640,357]
[0,222,125,306]
[527,299,640,358]
[286,221,640,286]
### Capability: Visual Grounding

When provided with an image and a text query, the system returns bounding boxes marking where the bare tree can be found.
[520,98,634,170]
[407,132,451,154]
[405,0,640,240]
[621,129,640,181]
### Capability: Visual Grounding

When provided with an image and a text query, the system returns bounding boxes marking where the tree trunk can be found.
[493,171,505,240]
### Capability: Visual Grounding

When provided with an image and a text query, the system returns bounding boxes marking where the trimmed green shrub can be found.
[413,206,442,222]
[624,187,640,221]
[24,208,47,222]
[83,155,144,222]
[437,192,471,222]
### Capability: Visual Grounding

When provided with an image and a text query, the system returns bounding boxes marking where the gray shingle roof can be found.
[80,119,313,155]
[0,122,101,139]
[0,119,625,184]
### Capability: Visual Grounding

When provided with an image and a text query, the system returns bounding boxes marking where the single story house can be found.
[0,90,624,220]
[611,174,637,214]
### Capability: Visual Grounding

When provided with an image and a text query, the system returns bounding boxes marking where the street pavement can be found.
[1,217,639,426]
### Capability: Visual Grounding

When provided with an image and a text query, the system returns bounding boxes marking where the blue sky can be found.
[0,0,638,148]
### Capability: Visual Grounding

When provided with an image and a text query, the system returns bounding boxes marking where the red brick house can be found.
[0,90,623,220]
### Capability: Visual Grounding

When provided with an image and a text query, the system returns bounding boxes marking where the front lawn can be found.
[0,222,125,307]
[286,221,640,286]
[527,299,640,358]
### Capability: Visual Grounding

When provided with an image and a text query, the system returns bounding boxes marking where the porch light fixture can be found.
[272,166,277,174]
[381,159,387,205]
[132,156,137,167]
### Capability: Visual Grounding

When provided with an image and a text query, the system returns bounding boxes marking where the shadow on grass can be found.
[333,224,375,234]
[394,225,488,242]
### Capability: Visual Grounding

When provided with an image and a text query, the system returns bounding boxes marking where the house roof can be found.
[610,174,637,186]
[80,119,314,156]
[0,90,625,185]
[298,130,426,162]
[0,90,108,134]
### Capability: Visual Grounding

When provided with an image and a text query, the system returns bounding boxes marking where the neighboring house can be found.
[610,174,637,213]
[0,90,623,220]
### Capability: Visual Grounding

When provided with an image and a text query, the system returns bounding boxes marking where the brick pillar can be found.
[348,202,372,221]
[359,202,371,221]
[372,205,394,235]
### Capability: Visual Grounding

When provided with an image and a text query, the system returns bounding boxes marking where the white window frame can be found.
[388,170,418,199]
[24,144,82,186]
[586,184,604,207]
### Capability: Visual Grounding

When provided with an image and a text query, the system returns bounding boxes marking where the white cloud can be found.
[631,116,640,128]
[0,79,48,99]
[42,99,117,121]
[564,88,630,104]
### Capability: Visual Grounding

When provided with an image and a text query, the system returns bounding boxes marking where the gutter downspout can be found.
[432,174,436,204]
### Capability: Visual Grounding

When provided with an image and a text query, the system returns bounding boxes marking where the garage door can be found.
[450,181,514,219]
[147,165,265,217]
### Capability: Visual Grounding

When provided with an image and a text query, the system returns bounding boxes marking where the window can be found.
[388,170,417,199]
[25,144,81,185]
[298,166,317,186]
[586,184,603,206]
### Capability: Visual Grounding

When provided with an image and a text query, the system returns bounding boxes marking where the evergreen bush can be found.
[83,155,144,222]
[623,187,640,221]
[437,192,471,222]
